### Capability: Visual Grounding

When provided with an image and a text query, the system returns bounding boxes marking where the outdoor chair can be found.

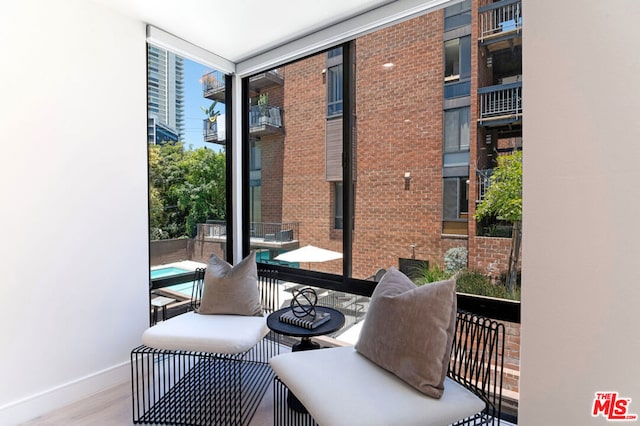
[131,255,280,426]
[270,269,505,426]
[272,310,504,425]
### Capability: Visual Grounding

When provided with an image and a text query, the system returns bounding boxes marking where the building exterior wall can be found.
[259,0,519,280]
[352,12,453,278]
[281,54,344,272]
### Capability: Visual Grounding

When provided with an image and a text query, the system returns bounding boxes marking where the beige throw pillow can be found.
[197,251,263,316]
[355,267,456,398]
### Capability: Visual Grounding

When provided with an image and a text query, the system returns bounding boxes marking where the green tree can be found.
[475,150,522,291]
[175,147,226,236]
[148,142,226,239]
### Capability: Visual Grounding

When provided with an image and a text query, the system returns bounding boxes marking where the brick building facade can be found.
[244,0,522,281]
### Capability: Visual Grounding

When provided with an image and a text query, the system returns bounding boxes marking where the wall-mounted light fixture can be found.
[404,172,411,190]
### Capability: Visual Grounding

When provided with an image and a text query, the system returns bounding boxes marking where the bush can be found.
[444,247,468,273]
[414,264,453,285]
[412,264,521,301]
[456,270,521,301]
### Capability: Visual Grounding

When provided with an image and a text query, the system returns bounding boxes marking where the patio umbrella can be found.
[274,245,343,264]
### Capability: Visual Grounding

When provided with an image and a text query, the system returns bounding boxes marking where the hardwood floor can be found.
[21,378,275,426]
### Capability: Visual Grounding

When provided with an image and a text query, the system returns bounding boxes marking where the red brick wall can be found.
[253,80,285,224]
[269,4,516,279]
[500,319,521,404]
[281,54,344,274]
[469,235,520,280]
[350,13,456,278]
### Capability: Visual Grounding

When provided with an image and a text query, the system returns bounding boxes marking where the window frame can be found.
[240,40,520,323]
[327,49,344,117]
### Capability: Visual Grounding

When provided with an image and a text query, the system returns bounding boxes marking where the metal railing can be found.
[477,168,494,202]
[249,105,283,128]
[201,70,225,97]
[478,82,522,122]
[202,119,218,141]
[250,221,298,242]
[198,221,300,242]
[479,0,522,42]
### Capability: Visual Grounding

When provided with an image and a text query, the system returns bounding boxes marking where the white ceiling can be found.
[95,0,399,63]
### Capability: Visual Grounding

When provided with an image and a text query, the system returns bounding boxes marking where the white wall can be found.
[0,1,149,423]
[520,0,640,424]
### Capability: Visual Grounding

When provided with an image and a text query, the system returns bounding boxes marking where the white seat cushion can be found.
[142,311,268,354]
[270,346,485,426]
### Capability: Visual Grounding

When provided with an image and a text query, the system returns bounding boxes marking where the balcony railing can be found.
[201,70,225,102]
[249,105,283,136]
[476,168,494,202]
[479,0,522,42]
[202,119,223,144]
[198,220,300,247]
[478,81,522,125]
[250,221,298,242]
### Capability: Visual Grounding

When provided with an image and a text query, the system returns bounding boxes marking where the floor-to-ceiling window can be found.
[243,4,522,419]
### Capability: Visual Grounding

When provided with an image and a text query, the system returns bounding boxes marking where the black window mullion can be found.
[342,41,354,280]
[241,76,250,259]
[225,74,234,264]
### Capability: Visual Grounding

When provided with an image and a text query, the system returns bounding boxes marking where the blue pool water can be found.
[150,266,195,296]
[150,266,190,279]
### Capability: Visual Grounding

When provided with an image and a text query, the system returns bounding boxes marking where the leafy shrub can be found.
[456,270,521,301]
[444,247,468,273]
[414,264,453,285]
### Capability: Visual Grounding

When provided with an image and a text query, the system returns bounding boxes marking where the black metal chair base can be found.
[131,336,278,426]
[274,376,318,426]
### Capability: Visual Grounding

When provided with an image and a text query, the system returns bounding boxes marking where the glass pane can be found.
[444,109,460,152]
[328,64,343,116]
[460,107,470,150]
[243,4,522,414]
[249,56,343,274]
[460,35,471,80]
[147,43,228,314]
[444,39,460,79]
[334,182,344,230]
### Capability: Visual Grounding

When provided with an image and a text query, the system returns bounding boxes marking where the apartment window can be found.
[444,0,471,31]
[334,182,343,230]
[444,36,471,83]
[327,49,343,117]
[443,177,468,219]
[444,107,470,153]
[146,42,230,261]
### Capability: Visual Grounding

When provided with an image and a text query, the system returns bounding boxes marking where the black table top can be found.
[267,306,346,338]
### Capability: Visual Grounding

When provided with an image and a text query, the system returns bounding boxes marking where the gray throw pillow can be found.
[355,267,456,398]
[197,251,263,316]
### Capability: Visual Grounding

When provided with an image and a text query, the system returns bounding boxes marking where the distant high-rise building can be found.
[147,45,184,143]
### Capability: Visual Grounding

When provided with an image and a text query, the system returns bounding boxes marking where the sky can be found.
[182,58,225,151]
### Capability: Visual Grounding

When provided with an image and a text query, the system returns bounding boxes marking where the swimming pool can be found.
[150,266,196,297]
[150,266,191,279]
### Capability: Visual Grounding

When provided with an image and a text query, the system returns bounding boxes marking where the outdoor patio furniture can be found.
[271,310,505,425]
[131,259,280,425]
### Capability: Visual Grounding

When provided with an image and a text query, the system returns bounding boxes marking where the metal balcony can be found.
[249,69,284,95]
[478,81,522,126]
[203,119,224,144]
[201,70,226,103]
[249,105,283,137]
[479,0,522,50]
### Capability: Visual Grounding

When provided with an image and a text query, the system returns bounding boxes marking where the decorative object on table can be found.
[279,287,331,329]
[279,309,331,329]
